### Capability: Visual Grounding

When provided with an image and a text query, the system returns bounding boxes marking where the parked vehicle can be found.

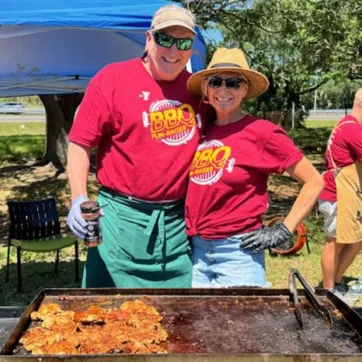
[0,102,24,114]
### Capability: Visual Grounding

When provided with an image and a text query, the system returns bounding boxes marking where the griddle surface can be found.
[22,294,362,354]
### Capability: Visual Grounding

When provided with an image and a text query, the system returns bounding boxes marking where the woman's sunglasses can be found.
[208,76,248,90]
[152,32,194,51]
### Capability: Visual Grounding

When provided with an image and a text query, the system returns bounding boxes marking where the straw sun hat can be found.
[187,48,269,100]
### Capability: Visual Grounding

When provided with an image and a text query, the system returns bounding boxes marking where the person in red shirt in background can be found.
[66,4,206,288]
[185,48,324,288]
[318,88,362,304]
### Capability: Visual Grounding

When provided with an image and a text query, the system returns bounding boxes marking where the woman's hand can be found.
[239,223,294,254]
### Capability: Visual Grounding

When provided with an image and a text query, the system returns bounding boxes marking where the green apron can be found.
[82,187,192,288]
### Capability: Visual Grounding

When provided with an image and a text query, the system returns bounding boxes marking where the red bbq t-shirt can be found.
[68,58,205,201]
[185,115,304,239]
[319,115,362,202]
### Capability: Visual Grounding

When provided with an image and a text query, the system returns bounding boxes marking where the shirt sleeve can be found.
[68,67,113,148]
[259,126,304,174]
[343,123,362,160]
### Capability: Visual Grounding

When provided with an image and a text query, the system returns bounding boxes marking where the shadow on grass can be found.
[7,177,69,209]
[268,252,303,259]
[267,177,296,217]
[0,135,44,166]
[292,127,332,154]
[0,163,38,175]
[0,260,85,305]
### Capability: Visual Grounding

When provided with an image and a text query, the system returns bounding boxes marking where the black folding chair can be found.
[5,198,79,291]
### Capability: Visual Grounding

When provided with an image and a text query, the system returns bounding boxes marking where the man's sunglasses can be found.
[208,76,248,90]
[152,32,194,51]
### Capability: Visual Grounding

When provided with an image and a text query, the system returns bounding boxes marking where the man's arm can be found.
[67,141,92,201]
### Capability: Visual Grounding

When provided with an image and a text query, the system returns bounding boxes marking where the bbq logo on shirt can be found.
[142,100,202,146]
[189,140,235,185]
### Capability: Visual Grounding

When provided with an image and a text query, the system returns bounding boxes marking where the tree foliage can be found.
[182,0,362,127]
[304,79,362,110]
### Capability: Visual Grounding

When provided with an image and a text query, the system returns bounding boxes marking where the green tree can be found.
[304,79,362,110]
[182,0,362,127]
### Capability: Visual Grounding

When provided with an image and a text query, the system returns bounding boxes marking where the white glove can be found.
[66,195,89,239]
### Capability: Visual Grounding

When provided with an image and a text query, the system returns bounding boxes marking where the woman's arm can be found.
[283,156,324,232]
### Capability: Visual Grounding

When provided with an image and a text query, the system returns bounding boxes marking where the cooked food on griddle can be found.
[120,299,159,314]
[74,306,104,324]
[20,327,57,350]
[41,311,75,329]
[30,303,63,320]
[31,340,78,355]
[20,300,168,355]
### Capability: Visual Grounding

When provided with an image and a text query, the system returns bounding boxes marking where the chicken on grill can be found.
[20,300,168,355]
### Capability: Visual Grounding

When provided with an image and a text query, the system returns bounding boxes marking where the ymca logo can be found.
[139,91,150,101]
[142,99,202,146]
[190,140,235,185]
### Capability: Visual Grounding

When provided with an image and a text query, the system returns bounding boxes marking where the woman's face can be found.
[204,72,249,114]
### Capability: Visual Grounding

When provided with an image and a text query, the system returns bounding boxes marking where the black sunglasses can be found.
[208,76,248,90]
[152,32,194,51]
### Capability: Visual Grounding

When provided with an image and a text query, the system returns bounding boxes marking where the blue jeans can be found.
[191,235,268,288]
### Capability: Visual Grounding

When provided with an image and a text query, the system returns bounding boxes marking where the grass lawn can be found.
[0,122,45,166]
[304,120,337,128]
[0,120,361,306]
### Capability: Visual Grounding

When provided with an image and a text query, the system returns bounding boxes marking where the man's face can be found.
[145,26,194,82]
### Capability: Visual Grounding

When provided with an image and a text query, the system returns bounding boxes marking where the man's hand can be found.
[239,223,294,254]
[67,195,89,239]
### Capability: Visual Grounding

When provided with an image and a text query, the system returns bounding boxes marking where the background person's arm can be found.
[283,156,324,232]
[67,141,92,201]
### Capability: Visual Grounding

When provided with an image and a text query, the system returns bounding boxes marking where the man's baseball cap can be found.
[151,4,196,35]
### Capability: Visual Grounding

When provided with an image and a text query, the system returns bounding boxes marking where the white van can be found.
[0,102,24,114]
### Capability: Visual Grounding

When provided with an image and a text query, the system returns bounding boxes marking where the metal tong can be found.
[289,268,304,328]
[289,268,333,328]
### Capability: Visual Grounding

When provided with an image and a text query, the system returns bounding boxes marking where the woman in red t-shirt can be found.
[185,48,324,287]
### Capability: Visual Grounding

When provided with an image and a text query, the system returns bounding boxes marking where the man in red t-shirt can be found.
[66,4,205,288]
[185,48,324,288]
[318,88,362,299]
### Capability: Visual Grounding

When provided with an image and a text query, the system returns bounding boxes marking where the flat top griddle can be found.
[2,287,362,356]
[0,307,25,350]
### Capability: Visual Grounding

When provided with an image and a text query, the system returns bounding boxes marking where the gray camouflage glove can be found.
[239,223,294,254]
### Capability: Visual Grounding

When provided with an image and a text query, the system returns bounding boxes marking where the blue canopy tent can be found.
[0,0,207,97]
